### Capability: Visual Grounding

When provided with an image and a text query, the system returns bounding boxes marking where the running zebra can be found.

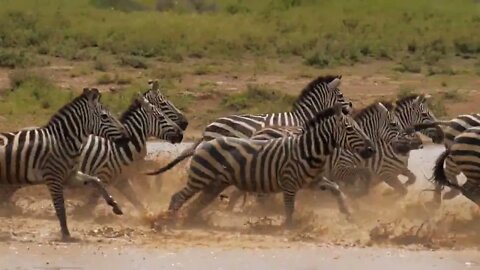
[163,104,375,225]
[432,126,480,206]
[423,114,480,204]
[147,75,352,176]
[71,93,184,215]
[331,94,439,197]
[0,88,128,240]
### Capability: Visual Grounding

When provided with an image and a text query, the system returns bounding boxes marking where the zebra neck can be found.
[45,119,88,155]
[297,123,336,164]
[122,118,148,154]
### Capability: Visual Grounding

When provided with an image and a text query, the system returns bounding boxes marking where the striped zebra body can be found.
[167,104,375,224]
[0,88,128,240]
[147,75,352,176]
[432,127,480,207]
[427,114,480,204]
[331,95,437,196]
[72,94,184,215]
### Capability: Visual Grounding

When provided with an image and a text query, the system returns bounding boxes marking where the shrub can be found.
[97,73,115,84]
[0,49,29,68]
[119,55,148,69]
[222,84,295,113]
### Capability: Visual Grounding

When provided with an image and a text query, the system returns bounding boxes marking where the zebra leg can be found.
[442,156,462,200]
[45,178,72,241]
[185,182,229,221]
[403,169,416,186]
[75,172,122,215]
[282,190,297,228]
[225,189,245,211]
[316,178,351,218]
[460,180,480,206]
[169,181,203,215]
[114,178,148,215]
[0,186,21,215]
[380,172,408,197]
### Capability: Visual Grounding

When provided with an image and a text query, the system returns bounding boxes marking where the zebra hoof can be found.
[112,204,123,215]
[61,234,80,243]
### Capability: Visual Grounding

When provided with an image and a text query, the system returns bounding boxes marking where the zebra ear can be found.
[413,95,426,104]
[148,80,160,91]
[327,78,341,90]
[377,102,388,113]
[135,93,153,111]
[84,88,101,102]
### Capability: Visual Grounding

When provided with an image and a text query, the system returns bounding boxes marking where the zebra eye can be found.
[421,112,429,117]
[100,114,109,120]
[345,125,354,131]
[390,122,398,126]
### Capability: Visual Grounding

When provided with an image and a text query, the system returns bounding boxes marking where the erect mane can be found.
[293,75,342,108]
[396,94,423,106]
[353,102,382,121]
[47,90,91,125]
[119,99,143,122]
[303,105,338,129]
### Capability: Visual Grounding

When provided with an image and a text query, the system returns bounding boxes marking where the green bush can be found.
[0,49,29,68]
[222,84,295,113]
[0,0,478,64]
[119,55,148,69]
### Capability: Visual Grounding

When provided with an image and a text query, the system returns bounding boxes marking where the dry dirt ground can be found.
[0,144,480,269]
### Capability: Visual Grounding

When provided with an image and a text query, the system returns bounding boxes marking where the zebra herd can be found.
[0,75,479,241]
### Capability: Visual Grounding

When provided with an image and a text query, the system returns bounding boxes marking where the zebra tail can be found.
[430,149,461,190]
[146,139,202,176]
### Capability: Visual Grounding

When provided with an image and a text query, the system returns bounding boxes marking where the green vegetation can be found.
[0,0,478,66]
[221,84,295,113]
[0,72,74,129]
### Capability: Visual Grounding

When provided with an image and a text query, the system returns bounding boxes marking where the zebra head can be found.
[394,94,441,143]
[135,93,184,144]
[331,104,375,159]
[354,102,401,145]
[144,80,189,130]
[292,75,353,122]
[83,88,129,142]
[392,131,424,155]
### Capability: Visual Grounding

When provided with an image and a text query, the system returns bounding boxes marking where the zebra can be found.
[0,88,128,240]
[70,93,184,215]
[431,126,480,207]
[420,114,480,205]
[146,75,353,176]
[226,95,437,208]
[330,94,439,197]
[162,104,375,226]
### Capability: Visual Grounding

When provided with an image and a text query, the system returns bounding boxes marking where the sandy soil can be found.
[0,143,480,269]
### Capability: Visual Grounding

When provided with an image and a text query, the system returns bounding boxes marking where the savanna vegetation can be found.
[0,0,479,133]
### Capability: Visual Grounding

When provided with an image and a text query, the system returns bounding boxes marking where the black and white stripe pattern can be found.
[71,93,184,214]
[147,75,353,176]
[0,88,128,240]
[167,104,375,225]
[432,127,480,207]
[330,95,438,197]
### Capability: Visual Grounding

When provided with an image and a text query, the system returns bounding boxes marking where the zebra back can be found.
[202,75,352,141]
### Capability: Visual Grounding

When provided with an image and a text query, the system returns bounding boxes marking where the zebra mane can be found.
[47,89,95,125]
[119,99,143,122]
[303,105,339,129]
[396,94,424,106]
[375,100,395,111]
[353,102,383,121]
[293,75,342,109]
